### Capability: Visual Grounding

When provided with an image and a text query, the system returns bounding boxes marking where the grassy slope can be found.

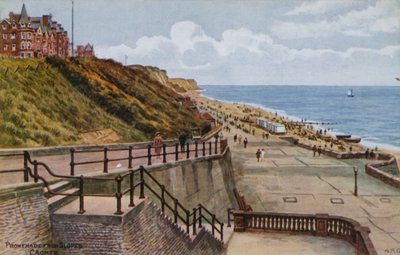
[0,58,204,148]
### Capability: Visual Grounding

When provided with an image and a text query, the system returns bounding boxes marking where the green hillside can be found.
[0,57,205,148]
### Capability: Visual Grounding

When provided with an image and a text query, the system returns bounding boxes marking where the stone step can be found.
[43,180,73,198]
[47,188,79,213]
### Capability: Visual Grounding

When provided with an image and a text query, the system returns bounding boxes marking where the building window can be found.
[12,44,16,51]
[2,34,6,39]
[28,23,31,27]
[12,23,16,29]
[27,32,31,39]
[21,42,25,50]
[11,33,15,39]
[1,24,6,30]
[27,53,31,58]
[20,53,24,58]
[21,32,25,39]
[27,42,31,50]
[21,23,26,28]
[3,44,8,50]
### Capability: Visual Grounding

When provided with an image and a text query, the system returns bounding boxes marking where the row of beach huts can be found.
[256,118,286,134]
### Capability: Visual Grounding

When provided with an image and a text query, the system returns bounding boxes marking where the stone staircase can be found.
[43,180,78,212]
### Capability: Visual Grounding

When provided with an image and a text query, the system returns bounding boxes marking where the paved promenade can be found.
[225,125,400,255]
[226,232,355,255]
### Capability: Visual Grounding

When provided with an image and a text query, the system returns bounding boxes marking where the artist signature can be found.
[385,248,400,253]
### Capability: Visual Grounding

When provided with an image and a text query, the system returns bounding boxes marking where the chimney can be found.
[42,15,49,26]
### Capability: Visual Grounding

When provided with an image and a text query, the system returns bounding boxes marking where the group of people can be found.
[365,149,377,159]
[312,145,322,157]
[256,148,265,162]
[233,134,248,148]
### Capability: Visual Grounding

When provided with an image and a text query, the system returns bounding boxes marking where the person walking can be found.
[179,133,186,152]
[261,149,265,161]
[153,132,163,158]
[317,146,322,157]
[243,137,248,148]
[256,149,261,162]
[312,145,317,157]
[234,134,237,143]
[266,132,269,140]
[365,149,370,159]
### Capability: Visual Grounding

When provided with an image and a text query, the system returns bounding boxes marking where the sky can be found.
[1,0,399,85]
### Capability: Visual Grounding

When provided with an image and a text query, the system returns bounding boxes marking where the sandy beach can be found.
[185,89,400,161]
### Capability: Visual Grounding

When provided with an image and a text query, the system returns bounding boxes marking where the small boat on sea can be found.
[347,89,354,97]
[343,137,361,143]
[336,134,352,139]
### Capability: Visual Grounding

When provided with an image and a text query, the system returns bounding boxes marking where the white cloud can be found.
[286,0,355,16]
[274,0,400,39]
[96,21,400,85]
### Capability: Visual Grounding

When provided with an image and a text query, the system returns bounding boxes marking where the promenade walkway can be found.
[0,141,219,186]
[224,124,400,254]
[227,232,355,255]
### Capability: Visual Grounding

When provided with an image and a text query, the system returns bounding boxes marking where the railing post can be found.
[209,142,212,155]
[103,147,108,173]
[147,144,152,166]
[193,208,197,235]
[195,141,198,158]
[128,146,133,169]
[212,214,216,235]
[221,223,224,241]
[175,143,179,161]
[129,170,135,207]
[33,160,38,183]
[186,210,190,234]
[215,138,218,154]
[198,204,202,228]
[70,148,75,176]
[161,185,165,213]
[114,175,123,215]
[162,144,167,163]
[78,175,85,214]
[23,152,28,182]
[202,142,206,156]
[139,166,145,199]
[174,198,178,223]
[186,143,190,159]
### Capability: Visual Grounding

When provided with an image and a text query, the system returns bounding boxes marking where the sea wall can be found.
[0,183,52,255]
[365,157,400,189]
[294,138,400,189]
[140,148,236,220]
[295,139,393,160]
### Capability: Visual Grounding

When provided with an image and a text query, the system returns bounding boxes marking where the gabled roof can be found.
[1,18,11,25]
[84,44,93,51]
[201,112,215,121]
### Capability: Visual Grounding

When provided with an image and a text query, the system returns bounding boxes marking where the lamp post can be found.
[353,166,358,196]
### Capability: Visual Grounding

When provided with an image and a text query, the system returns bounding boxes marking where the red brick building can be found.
[0,4,69,58]
[76,43,95,57]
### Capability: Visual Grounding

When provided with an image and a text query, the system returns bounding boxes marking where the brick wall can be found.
[52,199,223,254]
[0,183,51,255]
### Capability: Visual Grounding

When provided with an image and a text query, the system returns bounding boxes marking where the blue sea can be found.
[200,85,400,152]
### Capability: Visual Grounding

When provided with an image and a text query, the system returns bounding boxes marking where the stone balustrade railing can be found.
[232,211,377,255]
